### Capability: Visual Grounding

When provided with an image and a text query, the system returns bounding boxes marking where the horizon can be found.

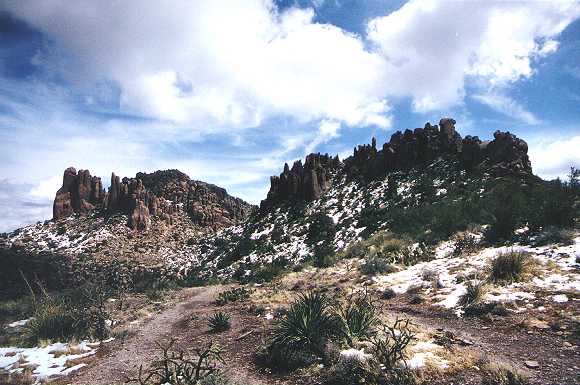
[1,0,580,232]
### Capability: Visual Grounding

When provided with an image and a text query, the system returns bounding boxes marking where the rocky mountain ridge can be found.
[1,118,547,288]
[261,118,531,210]
[53,168,255,231]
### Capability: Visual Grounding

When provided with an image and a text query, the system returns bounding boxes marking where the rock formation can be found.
[261,153,340,211]
[53,168,255,231]
[53,167,104,219]
[261,118,532,210]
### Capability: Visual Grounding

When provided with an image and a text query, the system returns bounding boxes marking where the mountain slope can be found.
[0,118,575,288]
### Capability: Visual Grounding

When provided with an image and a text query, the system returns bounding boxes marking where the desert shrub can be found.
[370,318,415,370]
[533,226,575,246]
[208,312,231,332]
[384,368,420,385]
[397,243,433,266]
[341,241,366,259]
[129,338,224,385]
[215,287,252,305]
[251,258,290,283]
[24,281,110,345]
[453,234,480,256]
[269,292,337,361]
[0,297,33,320]
[458,280,486,307]
[335,292,380,346]
[359,256,396,275]
[325,353,379,385]
[0,369,35,385]
[485,181,527,243]
[489,251,535,284]
[481,362,529,385]
[307,212,337,266]
[527,174,579,230]
[382,288,396,300]
[24,297,77,344]
[464,302,509,317]
[313,244,338,268]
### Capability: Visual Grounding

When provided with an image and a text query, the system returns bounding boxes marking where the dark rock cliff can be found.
[53,169,255,231]
[261,118,532,210]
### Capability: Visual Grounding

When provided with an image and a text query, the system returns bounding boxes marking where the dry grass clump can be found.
[480,360,530,385]
[458,280,487,307]
[0,368,35,385]
[489,250,538,284]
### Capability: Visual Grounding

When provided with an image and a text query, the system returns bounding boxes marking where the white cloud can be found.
[528,135,580,180]
[1,0,390,130]
[472,93,541,125]
[367,0,580,112]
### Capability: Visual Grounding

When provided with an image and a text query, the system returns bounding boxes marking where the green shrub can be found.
[24,282,110,344]
[215,287,252,305]
[270,292,337,357]
[382,288,396,300]
[24,298,77,344]
[359,256,396,275]
[489,251,534,284]
[208,312,231,332]
[251,258,289,283]
[335,293,380,346]
[397,243,433,266]
[453,234,480,256]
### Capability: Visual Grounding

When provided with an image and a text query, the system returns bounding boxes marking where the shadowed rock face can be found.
[261,118,532,210]
[260,153,341,211]
[53,169,255,231]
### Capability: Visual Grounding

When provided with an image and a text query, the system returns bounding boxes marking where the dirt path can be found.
[388,304,580,385]
[63,285,265,385]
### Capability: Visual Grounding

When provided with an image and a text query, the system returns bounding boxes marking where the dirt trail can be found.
[64,285,264,385]
[388,304,580,385]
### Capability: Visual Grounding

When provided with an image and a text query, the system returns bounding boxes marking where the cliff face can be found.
[260,153,341,211]
[261,118,532,210]
[53,169,255,231]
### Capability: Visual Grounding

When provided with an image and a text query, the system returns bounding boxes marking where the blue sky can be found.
[1,0,580,232]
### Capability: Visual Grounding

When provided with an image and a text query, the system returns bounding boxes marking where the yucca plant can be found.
[208,311,231,332]
[458,280,486,307]
[271,291,336,355]
[336,292,380,346]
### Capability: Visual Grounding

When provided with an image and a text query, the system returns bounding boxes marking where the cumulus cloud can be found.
[367,0,580,112]
[528,135,580,180]
[3,0,576,129]
[1,0,391,129]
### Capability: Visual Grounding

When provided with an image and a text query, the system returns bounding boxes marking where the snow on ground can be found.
[407,341,449,370]
[373,236,580,315]
[0,339,113,381]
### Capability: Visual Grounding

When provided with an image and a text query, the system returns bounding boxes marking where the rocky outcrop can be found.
[261,118,533,210]
[344,118,531,180]
[261,153,340,211]
[53,168,255,231]
[53,167,104,219]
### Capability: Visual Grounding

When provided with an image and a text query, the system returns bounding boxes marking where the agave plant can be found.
[336,292,381,346]
[208,311,231,332]
[271,291,336,355]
